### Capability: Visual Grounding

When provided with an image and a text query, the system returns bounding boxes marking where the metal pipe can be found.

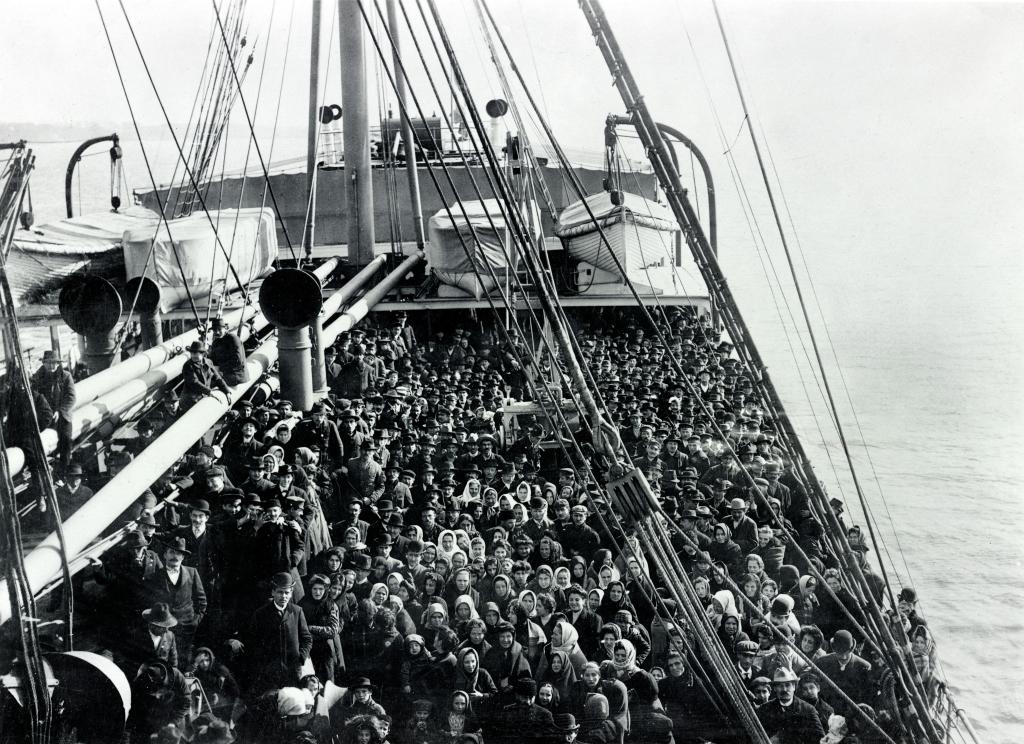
[137,308,163,349]
[0,334,279,624]
[65,134,119,218]
[338,0,376,265]
[305,0,323,258]
[310,319,329,397]
[386,0,425,250]
[320,254,386,318]
[82,331,117,372]
[0,263,418,622]
[322,252,422,338]
[280,327,314,410]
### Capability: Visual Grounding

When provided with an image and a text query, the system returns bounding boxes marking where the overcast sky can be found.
[3,0,1022,279]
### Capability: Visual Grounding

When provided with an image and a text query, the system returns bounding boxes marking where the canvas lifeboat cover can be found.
[555,191,677,275]
[122,207,277,312]
[427,199,539,298]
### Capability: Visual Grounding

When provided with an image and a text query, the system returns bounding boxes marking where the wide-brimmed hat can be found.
[142,603,178,628]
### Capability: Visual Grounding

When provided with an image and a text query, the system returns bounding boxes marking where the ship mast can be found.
[338,0,375,266]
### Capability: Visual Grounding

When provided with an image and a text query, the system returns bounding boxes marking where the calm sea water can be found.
[17,135,1024,742]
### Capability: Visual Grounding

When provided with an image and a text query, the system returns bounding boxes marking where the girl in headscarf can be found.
[421,543,438,569]
[535,648,577,701]
[598,580,634,623]
[536,682,562,718]
[796,575,820,626]
[481,602,503,641]
[512,502,528,528]
[452,647,497,703]
[587,588,604,614]
[716,612,749,660]
[553,566,572,593]
[595,564,620,592]
[370,583,391,610]
[439,690,480,743]
[570,556,592,589]
[451,595,480,639]
[517,589,538,618]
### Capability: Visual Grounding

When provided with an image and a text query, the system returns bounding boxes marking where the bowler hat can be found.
[554,714,580,732]
[165,537,191,555]
[270,572,296,589]
[187,341,207,354]
[191,499,212,515]
[831,629,855,653]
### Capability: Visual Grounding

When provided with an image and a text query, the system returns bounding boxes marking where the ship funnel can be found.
[124,276,163,350]
[58,274,122,372]
[258,267,323,411]
[485,98,509,154]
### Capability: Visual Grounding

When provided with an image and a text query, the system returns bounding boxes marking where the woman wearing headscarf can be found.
[708,523,741,577]
[535,618,588,679]
[612,638,656,702]
[456,479,483,509]
[507,599,547,669]
[587,588,605,615]
[598,581,635,624]
[453,645,498,702]
[487,574,514,616]
[437,530,460,563]
[706,589,739,630]
[534,648,577,702]
[481,621,532,699]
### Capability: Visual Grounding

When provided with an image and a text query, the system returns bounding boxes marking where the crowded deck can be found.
[17,305,939,744]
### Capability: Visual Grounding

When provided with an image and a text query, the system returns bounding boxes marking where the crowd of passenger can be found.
[45,306,937,744]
